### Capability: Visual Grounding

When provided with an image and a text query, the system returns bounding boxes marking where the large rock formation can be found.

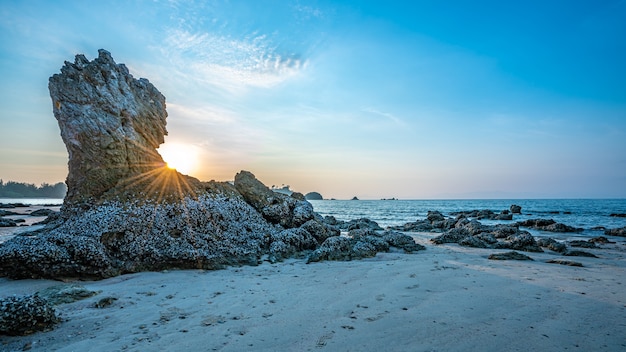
[49,49,171,208]
[0,50,424,280]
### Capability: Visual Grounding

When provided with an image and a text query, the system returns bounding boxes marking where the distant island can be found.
[270,185,324,200]
[304,192,323,200]
[0,180,67,198]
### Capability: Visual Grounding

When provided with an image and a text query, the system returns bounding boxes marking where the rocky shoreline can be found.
[2,50,626,342]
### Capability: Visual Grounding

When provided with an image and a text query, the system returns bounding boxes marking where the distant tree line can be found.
[0,180,67,198]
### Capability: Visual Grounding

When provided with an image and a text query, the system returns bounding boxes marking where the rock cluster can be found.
[517,219,583,233]
[0,50,425,280]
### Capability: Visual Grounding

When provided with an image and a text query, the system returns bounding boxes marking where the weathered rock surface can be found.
[49,49,171,209]
[510,204,522,214]
[0,50,423,280]
[0,295,59,336]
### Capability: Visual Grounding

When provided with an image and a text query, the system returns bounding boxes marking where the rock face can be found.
[49,49,168,208]
[0,50,425,280]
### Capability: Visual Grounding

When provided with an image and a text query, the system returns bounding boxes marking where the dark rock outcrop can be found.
[568,240,598,249]
[563,250,598,258]
[0,295,59,336]
[430,220,542,252]
[391,211,458,232]
[488,251,533,261]
[589,236,614,244]
[517,219,583,233]
[510,204,522,214]
[605,226,626,237]
[536,238,567,253]
[546,259,583,267]
[307,230,425,263]
[0,218,17,227]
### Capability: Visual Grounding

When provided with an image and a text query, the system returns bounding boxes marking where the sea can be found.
[308,199,626,241]
[1,198,626,243]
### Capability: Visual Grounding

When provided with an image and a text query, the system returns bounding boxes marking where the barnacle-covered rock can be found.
[0,294,59,336]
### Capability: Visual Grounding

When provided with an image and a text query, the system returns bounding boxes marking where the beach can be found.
[2,233,625,351]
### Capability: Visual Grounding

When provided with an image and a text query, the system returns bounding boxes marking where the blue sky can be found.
[1,0,625,199]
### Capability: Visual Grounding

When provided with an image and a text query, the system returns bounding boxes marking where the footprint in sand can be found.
[316,331,335,347]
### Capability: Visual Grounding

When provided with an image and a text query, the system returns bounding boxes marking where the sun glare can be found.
[157,143,199,175]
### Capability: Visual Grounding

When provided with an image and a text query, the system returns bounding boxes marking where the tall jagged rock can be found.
[49,49,168,207]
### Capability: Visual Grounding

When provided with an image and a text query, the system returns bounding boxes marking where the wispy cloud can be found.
[158,28,307,92]
[361,107,405,125]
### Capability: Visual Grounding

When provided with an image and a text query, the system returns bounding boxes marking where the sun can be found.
[157,143,199,175]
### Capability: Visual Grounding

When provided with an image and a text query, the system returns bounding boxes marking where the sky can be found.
[1,0,625,199]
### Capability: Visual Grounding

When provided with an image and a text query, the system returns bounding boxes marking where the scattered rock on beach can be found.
[430,221,542,252]
[546,259,583,267]
[29,209,57,217]
[0,295,59,336]
[536,238,567,253]
[0,218,17,227]
[0,210,18,216]
[589,236,614,244]
[568,240,598,249]
[37,284,100,305]
[564,250,598,258]
[517,219,583,233]
[604,226,626,237]
[307,230,425,263]
[488,251,534,261]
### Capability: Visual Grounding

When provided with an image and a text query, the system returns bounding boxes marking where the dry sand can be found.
[1,234,625,351]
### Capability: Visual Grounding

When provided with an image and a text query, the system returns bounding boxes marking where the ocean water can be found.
[308,199,626,240]
[0,198,63,206]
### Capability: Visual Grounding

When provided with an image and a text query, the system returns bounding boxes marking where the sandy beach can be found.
[1,234,625,352]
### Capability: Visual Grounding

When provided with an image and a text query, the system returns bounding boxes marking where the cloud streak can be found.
[159,28,307,92]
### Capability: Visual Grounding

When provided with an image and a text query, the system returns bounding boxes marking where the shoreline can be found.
[1,234,625,351]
